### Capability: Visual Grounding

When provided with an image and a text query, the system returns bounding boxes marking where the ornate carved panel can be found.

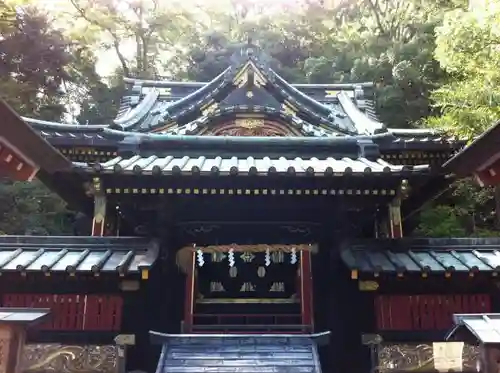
[21,344,117,373]
[378,343,479,373]
[205,119,301,136]
[0,327,11,373]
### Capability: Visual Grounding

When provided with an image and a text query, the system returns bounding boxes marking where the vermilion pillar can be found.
[183,251,195,333]
[300,250,314,331]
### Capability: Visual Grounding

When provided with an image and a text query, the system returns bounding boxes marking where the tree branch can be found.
[363,0,387,36]
[69,0,131,76]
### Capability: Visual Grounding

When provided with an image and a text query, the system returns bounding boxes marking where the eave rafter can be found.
[0,137,39,181]
[0,101,72,181]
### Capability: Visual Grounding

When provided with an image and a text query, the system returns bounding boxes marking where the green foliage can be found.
[416,179,500,237]
[415,205,467,237]
[420,2,500,237]
[427,4,500,136]
[0,180,72,235]
[0,2,72,119]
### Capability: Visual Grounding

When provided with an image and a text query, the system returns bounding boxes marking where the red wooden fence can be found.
[375,294,491,331]
[2,293,123,331]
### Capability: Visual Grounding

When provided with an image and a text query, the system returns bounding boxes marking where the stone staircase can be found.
[151,331,329,373]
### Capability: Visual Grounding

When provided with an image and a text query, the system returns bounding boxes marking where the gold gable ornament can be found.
[236,118,264,129]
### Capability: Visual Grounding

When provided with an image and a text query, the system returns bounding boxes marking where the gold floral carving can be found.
[208,119,300,137]
[21,344,117,373]
[236,119,264,129]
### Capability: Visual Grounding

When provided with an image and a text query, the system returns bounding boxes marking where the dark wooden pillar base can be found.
[91,177,107,237]
[388,198,403,238]
[183,252,195,333]
[300,250,314,331]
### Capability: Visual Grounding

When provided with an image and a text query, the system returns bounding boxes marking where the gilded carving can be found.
[201,102,219,116]
[281,102,297,116]
[377,343,479,373]
[236,119,264,129]
[214,126,286,136]
[233,62,267,88]
[0,327,11,373]
[208,119,298,137]
[358,281,379,291]
[21,344,117,373]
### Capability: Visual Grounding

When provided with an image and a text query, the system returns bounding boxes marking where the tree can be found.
[419,2,500,237]
[0,1,76,235]
[426,4,500,137]
[0,1,73,120]
[67,0,202,78]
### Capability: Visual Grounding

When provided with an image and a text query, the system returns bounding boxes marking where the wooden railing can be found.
[2,293,123,331]
[191,313,306,333]
[375,294,491,331]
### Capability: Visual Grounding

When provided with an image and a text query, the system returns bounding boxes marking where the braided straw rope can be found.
[176,243,317,273]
